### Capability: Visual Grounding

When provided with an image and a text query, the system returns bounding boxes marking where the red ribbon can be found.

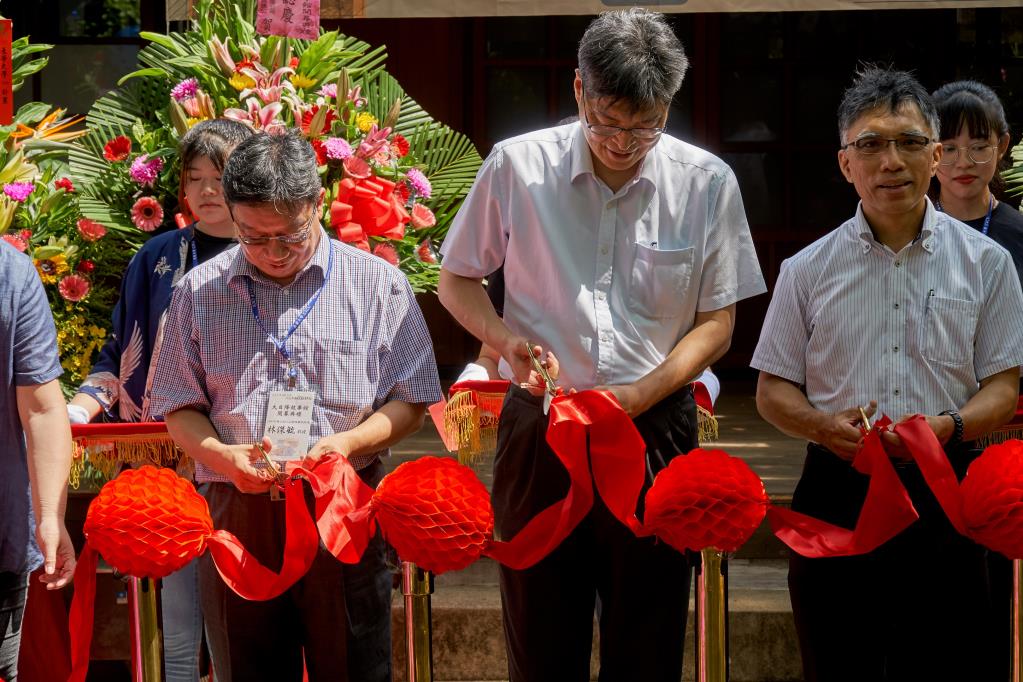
[766,415,974,558]
[330,176,408,251]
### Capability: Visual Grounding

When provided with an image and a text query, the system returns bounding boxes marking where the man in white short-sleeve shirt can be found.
[439,9,765,681]
[752,66,1023,682]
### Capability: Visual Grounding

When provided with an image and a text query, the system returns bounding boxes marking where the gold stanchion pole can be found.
[128,576,164,682]
[1014,558,1022,682]
[402,561,434,682]
[696,548,727,682]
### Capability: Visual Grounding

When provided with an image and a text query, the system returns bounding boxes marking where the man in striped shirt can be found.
[752,66,1023,681]
[149,132,441,682]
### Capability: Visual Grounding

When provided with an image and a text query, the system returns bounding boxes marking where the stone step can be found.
[391,558,800,682]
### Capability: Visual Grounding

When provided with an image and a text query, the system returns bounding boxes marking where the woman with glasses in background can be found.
[932,79,1023,682]
[932,80,1023,286]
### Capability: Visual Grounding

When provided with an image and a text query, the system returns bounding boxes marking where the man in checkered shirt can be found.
[150,132,441,682]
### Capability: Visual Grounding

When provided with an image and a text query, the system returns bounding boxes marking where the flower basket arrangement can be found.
[69,0,483,292]
[0,36,134,398]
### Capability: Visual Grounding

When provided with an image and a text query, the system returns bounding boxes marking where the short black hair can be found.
[221,131,321,215]
[837,65,938,144]
[932,80,1009,142]
[179,118,253,173]
[577,8,688,113]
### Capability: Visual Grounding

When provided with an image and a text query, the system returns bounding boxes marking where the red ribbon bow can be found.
[329,176,408,251]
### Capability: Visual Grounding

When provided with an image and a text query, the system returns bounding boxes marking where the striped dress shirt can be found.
[149,229,442,481]
[752,199,1023,419]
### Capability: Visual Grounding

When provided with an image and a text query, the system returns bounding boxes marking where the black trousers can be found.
[789,443,1008,682]
[199,459,391,682]
[493,385,697,682]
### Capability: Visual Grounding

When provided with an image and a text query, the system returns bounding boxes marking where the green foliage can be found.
[69,0,482,291]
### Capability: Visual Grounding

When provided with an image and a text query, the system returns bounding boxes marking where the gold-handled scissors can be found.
[858,406,872,434]
[524,341,557,414]
[254,441,288,498]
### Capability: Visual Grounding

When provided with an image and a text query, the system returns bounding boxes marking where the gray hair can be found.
[837,65,938,145]
[577,8,688,112]
[221,131,320,214]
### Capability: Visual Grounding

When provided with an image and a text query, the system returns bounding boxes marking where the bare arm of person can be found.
[756,371,878,461]
[18,379,76,588]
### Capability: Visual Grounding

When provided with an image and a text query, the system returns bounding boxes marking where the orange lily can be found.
[10,108,86,143]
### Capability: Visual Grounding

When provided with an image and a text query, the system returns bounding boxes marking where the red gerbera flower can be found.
[58,275,91,302]
[310,138,328,166]
[300,105,337,136]
[76,218,107,242]
[77,259,95,273]
[130,196,164,232]
[55,177,74,193]
[391,134,410,158]
[1,234,26,252]
[103,135,132,162]
[372,242,399,266]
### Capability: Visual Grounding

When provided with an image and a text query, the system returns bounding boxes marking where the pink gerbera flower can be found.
[405,168,431,199]
[3,182,34,202]
[171,77,199,102]
[129,155,164,187]
[1,234,27,252]
[372,242,399,266]
[130,196,164,232]
[410,203,436,229]
[318,83,338,99]
[76,218,107,242]
[58,275,91,302]
[323,137,353,161]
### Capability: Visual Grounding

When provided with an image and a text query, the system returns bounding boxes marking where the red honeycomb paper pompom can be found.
[371,457,494,574]
[84,466,214,578]
[644,449,768,553]
[961,440,1023,558]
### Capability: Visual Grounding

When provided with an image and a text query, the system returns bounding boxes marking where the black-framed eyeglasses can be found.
[939,143,996,166]
[236,212,317,247]
[841,134,933,155]
[580,91,665,141]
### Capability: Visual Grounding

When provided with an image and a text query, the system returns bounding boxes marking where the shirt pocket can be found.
[629,243,694,320]
[919,296,978,367]
[311,338,375,413]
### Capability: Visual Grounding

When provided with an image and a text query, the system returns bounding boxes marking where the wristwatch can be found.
[938,409,964,448]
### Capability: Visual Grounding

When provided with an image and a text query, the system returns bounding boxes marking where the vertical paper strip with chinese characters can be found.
[256,0,321,40]
[0,19,12,126]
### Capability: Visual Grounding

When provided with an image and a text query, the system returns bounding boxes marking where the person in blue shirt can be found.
[0,241,76,682]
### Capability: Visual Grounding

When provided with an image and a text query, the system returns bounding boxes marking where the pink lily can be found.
[223,98,286,134]
[357,124,393,160]
[239,66,295,104]
[208,36,235,76]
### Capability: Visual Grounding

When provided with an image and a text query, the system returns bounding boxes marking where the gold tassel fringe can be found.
[444,389,504,467]
[697,405,719,443]
[70,434,183,489]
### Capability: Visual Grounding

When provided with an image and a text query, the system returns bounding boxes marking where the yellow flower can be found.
[356,112,378,133]
[186,117,203,129]
[290,73,316,90]
[229,72,256,91]
[34,254,69,284]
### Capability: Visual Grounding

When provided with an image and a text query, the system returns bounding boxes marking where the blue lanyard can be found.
[936,196,994,235]
[245,241,334,387]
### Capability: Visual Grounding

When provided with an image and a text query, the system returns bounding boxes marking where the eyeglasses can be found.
[236,213,316,247]
[939,143,996,166]
[581,94,665,141]
[842,134,933,156]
